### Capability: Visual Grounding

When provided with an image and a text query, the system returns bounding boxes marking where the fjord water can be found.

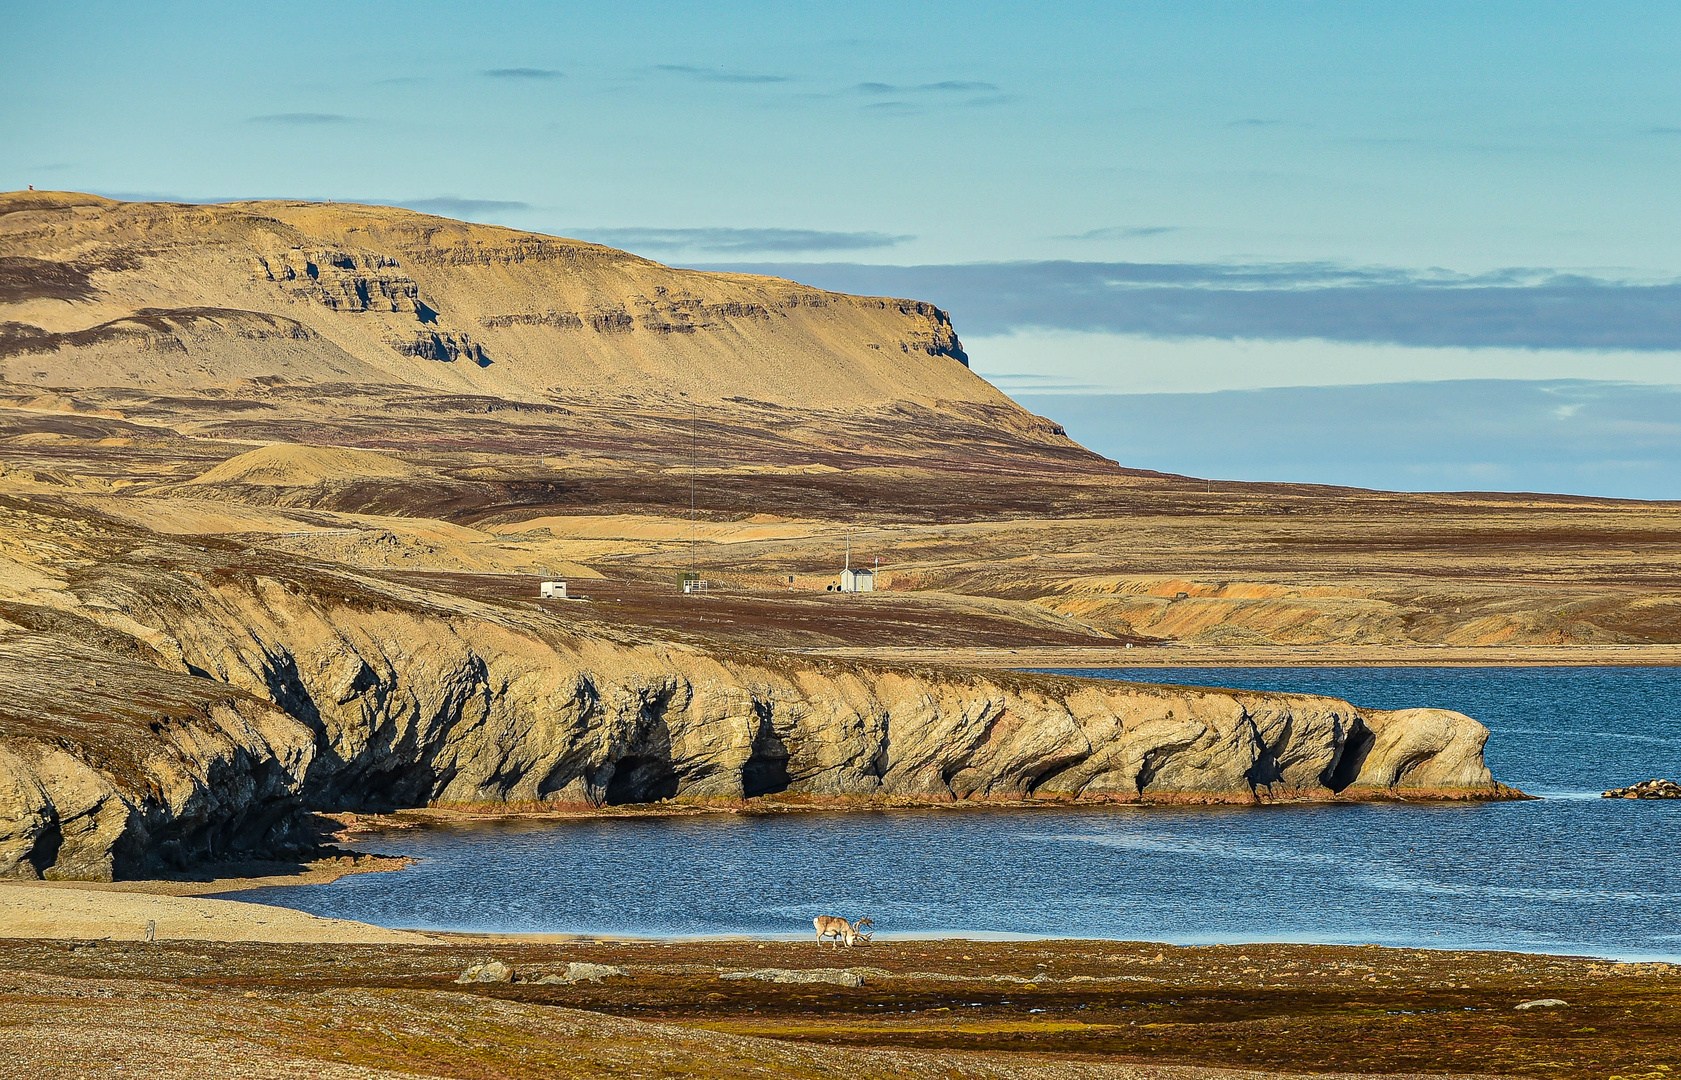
[232,667,1681,958]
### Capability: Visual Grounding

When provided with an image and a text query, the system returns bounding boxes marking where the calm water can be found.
[228,667,1681,958]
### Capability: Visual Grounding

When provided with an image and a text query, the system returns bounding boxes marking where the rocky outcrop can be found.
[721,968,868,987]
[0,538,1516,881]
[0,637,318,882]
[1602,779,1681,799]
[548,963,629,984]
[455,960,516,984]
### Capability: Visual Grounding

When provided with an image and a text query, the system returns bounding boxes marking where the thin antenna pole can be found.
[845,532,850,572]
[690,405,697,578]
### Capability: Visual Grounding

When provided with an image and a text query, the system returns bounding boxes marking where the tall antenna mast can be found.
[845,532,850,572]
[690,404,697,577]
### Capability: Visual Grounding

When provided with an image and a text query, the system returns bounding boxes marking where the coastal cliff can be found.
[0,500,1512,882]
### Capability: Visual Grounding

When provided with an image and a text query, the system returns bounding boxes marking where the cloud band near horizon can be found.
[706,261,1681,351]
[1017,379,1681,501]
[581,228,914,255]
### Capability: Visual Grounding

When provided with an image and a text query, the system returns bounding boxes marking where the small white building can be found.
[539,580,567,599]
[839,567,874,593]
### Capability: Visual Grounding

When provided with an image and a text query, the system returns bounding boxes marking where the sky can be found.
[4,2,1679,497]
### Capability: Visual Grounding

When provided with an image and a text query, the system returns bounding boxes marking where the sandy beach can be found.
[0,880,430,945]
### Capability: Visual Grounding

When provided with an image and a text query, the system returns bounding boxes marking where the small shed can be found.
[539,580,567,599]
[839,568,874,594]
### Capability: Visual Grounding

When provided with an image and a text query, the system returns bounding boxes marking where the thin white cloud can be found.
[483,68,563,79]
[656,65,787,84]
[965,331,1681,395]
[704,261,1681,350]
[387,196,531,217]
[574,227,912,255]
[1056,226,1180,241]
[246,113,359,125]
[852,80,999,94]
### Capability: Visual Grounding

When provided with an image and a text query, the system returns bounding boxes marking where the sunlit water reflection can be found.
[225,667,1681,958]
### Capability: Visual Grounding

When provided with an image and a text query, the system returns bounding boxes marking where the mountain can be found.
[0,191,1042,421]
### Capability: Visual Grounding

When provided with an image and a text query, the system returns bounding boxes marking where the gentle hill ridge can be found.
[187,444,421,487]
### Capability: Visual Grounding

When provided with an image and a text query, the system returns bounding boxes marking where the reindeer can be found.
[814,915,875,948]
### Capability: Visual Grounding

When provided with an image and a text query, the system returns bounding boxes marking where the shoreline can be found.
[310,781,1530,838]
[5,876,1675,962]
[0,851,412,897]
[5,783,1533,902]
[415,929,1678,964]
[786,643,1681,668]
[0,879,432,944]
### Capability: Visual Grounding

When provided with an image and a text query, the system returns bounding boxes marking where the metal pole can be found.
[691,404,697,581]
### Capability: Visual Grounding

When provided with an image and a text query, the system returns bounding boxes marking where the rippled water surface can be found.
[228,667,1681,957]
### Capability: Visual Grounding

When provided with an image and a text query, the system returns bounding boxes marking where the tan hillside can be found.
[0,190,1011,417]
[0,191,1678,654]
[187,443,421,487]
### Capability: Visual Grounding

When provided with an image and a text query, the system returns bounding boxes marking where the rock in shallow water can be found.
[1602,779,1681,799]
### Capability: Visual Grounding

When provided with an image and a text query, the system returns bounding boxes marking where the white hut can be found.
[836,533,877,593]
[539,580,567,598]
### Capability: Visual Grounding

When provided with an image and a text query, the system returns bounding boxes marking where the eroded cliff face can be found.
[0,505,1509,881]
[0,635,317,882]
[0,192,999,421]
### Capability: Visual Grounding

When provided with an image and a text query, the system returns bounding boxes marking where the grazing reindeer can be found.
[814,915,875,948]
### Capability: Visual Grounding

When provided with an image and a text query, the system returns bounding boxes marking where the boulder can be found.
[454,960,515,984]
[1602,778,1681,799]
[719,967,868,987]
[533,962,628,984]
[1514,998,1568,1010]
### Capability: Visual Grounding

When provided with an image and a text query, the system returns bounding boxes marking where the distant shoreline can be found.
[786,644,1681,669]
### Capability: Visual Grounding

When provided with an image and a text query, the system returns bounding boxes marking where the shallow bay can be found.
[228,667,1681,958]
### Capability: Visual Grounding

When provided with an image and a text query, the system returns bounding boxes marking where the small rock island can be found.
[1602,779,1681,799]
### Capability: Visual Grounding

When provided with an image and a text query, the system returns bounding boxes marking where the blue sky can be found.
[4,2,1679,496]
[1017,381,1681,499]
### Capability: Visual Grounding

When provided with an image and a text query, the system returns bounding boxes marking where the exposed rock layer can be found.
[0,506,1511,882]
[0,192,1004,421]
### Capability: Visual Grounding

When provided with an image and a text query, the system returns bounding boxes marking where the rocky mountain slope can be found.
[0,191,1009,417]
[0,494,1509,882]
